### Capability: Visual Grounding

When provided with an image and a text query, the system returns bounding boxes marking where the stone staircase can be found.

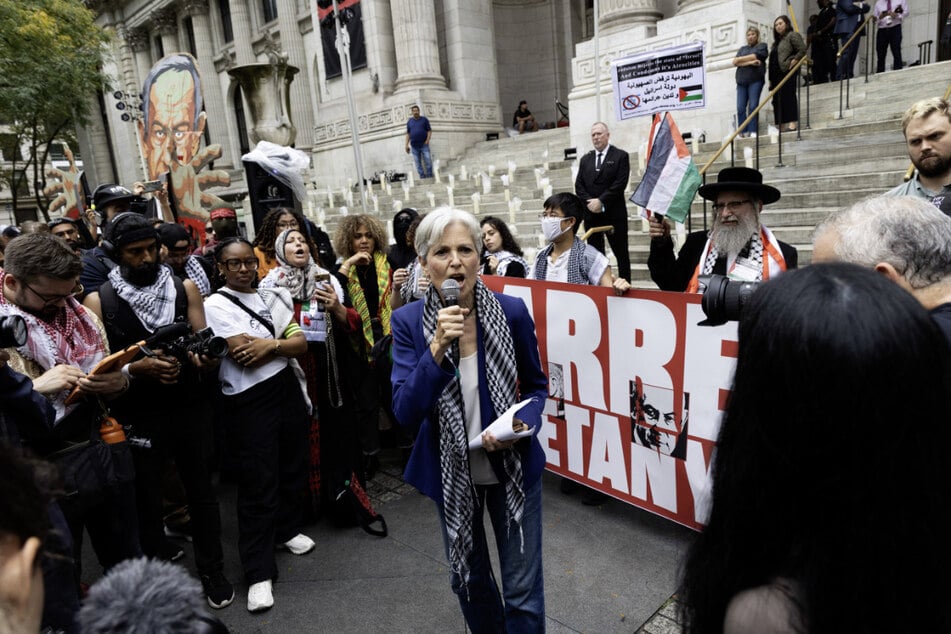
[322,60,951,288]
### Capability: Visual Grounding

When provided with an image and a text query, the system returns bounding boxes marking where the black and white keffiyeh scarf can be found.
[532,237,590,284]
[107,264,176,333]
[700,230,764,276]
[184,256,211,297]
[492,250,529,277]
[421,279,526,585]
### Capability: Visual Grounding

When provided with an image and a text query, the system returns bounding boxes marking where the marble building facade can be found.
[79,0,946,201]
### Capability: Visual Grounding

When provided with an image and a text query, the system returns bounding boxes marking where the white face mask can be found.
[541,216,570,242]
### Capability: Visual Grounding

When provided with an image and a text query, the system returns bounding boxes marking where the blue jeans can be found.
[437,476,545,633]
[736,80,764,135]
[411,144,433,178]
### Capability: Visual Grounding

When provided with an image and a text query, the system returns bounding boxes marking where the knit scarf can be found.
[686,226,787,293]
[532,237,590,284]
[0,272,106,422]
[107,264,176,334]
[347,251,392,362]
[421,279,525,586]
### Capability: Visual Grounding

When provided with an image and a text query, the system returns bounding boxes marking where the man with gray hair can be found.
[886,97,951,214]
[812,195,951,341]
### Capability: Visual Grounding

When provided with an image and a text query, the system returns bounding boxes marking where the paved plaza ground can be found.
[82,450,693,633]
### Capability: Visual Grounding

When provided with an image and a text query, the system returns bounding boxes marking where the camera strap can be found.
[215,290,275,337]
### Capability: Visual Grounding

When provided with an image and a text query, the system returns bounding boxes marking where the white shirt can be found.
[541,247,609,286]
[874,0,906,28]
[461,352,498,485]
[205,290,287,395]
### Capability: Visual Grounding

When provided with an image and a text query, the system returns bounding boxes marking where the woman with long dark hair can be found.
[680,263,951,633]
[480,216,528,277]
[203,237,315,613]
[769,15,806,132]
[391,207,548,632]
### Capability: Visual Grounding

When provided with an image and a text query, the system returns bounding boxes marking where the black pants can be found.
[876,25,903,72]
[131,398,224,576]
[227,366,309,584]
[812,40,836,84]
[584,212,630,280]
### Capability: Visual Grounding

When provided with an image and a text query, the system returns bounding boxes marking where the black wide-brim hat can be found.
[697,166,781,205]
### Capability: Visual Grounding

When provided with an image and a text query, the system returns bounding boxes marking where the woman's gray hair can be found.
[414,207,482,262]
[815,195,951,289]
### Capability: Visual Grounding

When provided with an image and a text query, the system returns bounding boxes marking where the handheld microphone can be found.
[440,278,461,365]
[441,278,460,307]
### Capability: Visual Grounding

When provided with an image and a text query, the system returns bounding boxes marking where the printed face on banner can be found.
[630,379,689,459]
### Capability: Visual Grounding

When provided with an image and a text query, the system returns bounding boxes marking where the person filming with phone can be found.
[260,228,363,521]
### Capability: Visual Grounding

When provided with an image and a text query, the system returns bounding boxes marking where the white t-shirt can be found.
[542,247,609,285]
[460,352,498,485]
[205,290,288,395]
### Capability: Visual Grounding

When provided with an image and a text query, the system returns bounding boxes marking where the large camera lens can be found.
[698,274,760,326]
[0,315,28,347]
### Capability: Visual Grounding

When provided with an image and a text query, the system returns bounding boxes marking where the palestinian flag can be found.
[678,85,703,102]
[630,112,701,224]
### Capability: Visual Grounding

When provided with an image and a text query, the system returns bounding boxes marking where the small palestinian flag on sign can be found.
[678,85,703,102]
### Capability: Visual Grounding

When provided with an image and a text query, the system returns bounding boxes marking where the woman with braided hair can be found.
[391,207,548,632]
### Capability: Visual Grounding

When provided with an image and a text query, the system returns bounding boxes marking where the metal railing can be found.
[694,55,811,231]
[836,14,877,118]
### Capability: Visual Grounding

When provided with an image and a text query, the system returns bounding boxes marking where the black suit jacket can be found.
[648,230,799,292]
[575,145,631,220]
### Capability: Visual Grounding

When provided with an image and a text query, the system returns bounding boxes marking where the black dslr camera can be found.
[144,323,229,361]
[0,315,27,348]
[697,274,760,326]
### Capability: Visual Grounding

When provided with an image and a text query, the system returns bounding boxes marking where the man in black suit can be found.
[575,122,632,280]
[647,166,798,292]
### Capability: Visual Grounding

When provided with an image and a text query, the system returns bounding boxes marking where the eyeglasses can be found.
[24,281,83,307]
[538,211,565,219]
[222,258,259,272]
[711,199,753,213]
[277,221,299,230]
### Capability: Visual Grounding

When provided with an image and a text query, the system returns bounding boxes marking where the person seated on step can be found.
[512,100,540,133]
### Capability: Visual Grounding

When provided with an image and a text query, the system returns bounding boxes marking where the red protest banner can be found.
[483,276,738,530]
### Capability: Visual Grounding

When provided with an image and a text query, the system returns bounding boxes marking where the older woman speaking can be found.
[391,207,548,632]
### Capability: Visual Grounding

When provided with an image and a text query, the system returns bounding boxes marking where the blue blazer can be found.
[390,292,549,503]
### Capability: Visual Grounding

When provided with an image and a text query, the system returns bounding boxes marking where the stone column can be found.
[390,0,446,91]
[440,0,498,103]
[599,0,662,33]
[183,0,234,166]
[152,8,180,56]
[276,0,314,148]
[230,0,256,65]
[127,27,153,89]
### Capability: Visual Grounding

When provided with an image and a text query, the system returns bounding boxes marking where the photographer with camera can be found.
[0,233,141,599]
[648,167,798,293]
[83,213,235,610]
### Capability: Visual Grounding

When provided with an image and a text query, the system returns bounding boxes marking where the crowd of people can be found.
[1,90,950,633]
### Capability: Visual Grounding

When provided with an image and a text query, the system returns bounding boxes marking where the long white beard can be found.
[712,213,760,254]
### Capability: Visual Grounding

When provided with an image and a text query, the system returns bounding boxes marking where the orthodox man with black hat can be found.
[647,166,798,292]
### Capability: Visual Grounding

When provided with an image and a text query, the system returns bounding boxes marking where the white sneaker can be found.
[247,580,274,612]
[280,533,315,555]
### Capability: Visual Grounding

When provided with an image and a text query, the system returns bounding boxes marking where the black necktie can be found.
[595,152,603,170]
